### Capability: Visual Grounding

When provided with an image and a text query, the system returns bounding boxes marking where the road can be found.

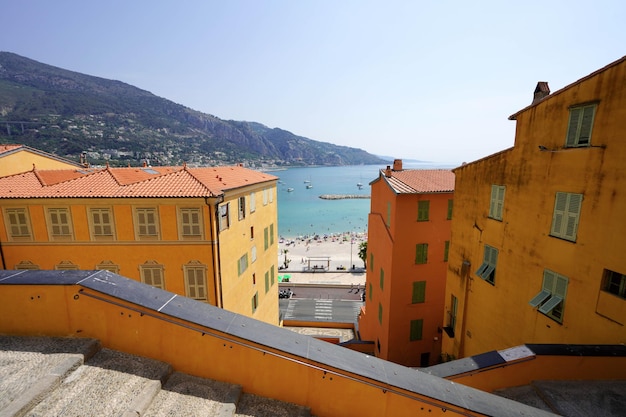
[278,284,364,322]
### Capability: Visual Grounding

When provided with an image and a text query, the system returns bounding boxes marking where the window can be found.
[550,192,582,242]
[415,243,428,264]
[410,319,424,341]
[184,262,207,300]
[603,269,626,299]
[264,227,269,250]
[5,208,32,240]
[447,199,453,220]
[412,281,426,304]
[270,223,275,245]
[489,185,505,220]
[251,292,259,313]
[180,207,202,238]
[47,208,73,240]
[264,271,270,293]
[250,192,256,213]
[269,188,273,203]
[566,103,596,147]
[219,204,230,231]
[386,201,391,227]
[251,245,257,263]
[369,282,372,301]
[140,261,165,289]
[96,260,120,273]
[252,273,256,285]
[378,303,383,325]
[271,266,275,286]
[449,295,458,332]
[135,207,159,239]
[444,241,450,262]
[90,208,114,240]
[238,253,249,276]
[250,226,254,239]
[15,260,39,270]
[263,189,268,205]
[475,245,498,284]
[379,268,384,290]
[529,269,568,323]
[238,196,246,220]
[417,200,430,221]
[55,260,79,270]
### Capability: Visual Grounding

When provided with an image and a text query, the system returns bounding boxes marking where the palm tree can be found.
[358,241,367,268]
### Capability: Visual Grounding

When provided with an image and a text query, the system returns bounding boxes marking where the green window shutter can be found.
[415,244,428,264]
[566,104,596,147]
[264,227,269,250]
[379,268,384,290]
[551,192,582,241]
[551,192,568,236]
[410,319,424,341]
[444,240,450,262]
[412,281,426,303]
[369,282,372,300]
[270,223,275,245]
[418,200,430,221]
[386,201,391,226]
[566,107,582,146]
[564,194,582,240]
[489,185,505,220]
[271,265,275,285]
[378,303,383,325]
[264,271,269,293]
[578,105,595,145]
[447,199,453,220]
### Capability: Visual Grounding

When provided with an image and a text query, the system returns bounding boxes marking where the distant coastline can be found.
[319,194,371,200]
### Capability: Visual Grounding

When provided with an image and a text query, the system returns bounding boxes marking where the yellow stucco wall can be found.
[442,58,626,359]
[0,149,79,177]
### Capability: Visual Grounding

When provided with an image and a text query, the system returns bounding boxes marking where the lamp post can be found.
[350,235,354,269]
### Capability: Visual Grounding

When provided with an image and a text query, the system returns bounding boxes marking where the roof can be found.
[378,169,455,194]
[0,165,278,199]
[0,144,82,167]
[508,55,626,120]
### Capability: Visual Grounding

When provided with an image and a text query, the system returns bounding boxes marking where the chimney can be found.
[532,82,550,104]
[385,165,392,177]
[393,159,403,171]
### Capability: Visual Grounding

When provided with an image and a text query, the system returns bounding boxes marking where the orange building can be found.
[0,144,82,176]
[359,159,454,367]
[0,163,280,324]
[442,56,626,359]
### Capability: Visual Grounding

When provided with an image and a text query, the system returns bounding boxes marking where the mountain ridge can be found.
[0,51,388,167]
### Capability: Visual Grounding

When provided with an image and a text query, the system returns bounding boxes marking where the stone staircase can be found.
[0,336,310,417]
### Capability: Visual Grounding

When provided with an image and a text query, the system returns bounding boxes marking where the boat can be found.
[306,184,313,189]
[287,188,294,192]
[357,182,363,189]
[304,179,311,183]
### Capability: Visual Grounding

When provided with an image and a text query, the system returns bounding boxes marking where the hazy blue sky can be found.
[2,0,625,164]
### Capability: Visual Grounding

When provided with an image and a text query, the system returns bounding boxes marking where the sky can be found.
[1,1,625,164]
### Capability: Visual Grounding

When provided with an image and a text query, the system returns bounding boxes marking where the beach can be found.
[277,233,367,286]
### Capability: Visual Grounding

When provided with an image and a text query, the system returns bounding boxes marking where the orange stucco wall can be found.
[360,173,452,366]
[442,58,626,359]
[0,149,79,177]
[0,283,489,417]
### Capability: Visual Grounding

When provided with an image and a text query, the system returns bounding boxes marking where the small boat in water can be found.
[306,184,313,189]
[287,188,294,192]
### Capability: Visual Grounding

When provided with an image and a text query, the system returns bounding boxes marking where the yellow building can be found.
[442,56,626,359]
[0,163,280,324]
[360,159,454,367]
[0,144,83,176]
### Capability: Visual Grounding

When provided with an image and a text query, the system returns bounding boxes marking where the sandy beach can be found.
[276,233,368,286]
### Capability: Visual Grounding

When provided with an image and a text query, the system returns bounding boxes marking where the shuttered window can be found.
[379,268,384,290]
[447,199,453,220]
[5,208,31,239]
[566,104,596,147]
[136,208,159,238]
[140,262,165,289]
[475,245,498,285]
[603,269,626,299]
[417,200,430,221]
[415,243,428,264]
[489,185,505,220]
[412,281,426,304]
[529,269,568,323]
[550,192,583,242]
[90,208,114,239]
[238,253,249,276]
[48,208,72,238]
[444,240,450,262]
[180,208,202,238]
[184,263,207,301]
[410,319,424,341]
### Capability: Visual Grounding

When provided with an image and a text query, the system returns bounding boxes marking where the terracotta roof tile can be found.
[0,165,278,199]
[383,169,455,194]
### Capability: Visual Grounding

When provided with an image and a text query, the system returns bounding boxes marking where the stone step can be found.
[234,393,311,417]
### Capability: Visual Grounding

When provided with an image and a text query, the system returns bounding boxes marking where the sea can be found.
[267,161,457,239]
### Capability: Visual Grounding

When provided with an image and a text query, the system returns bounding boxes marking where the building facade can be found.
[0,144,83,176]
[0,163,280,324]
[442,56,626,359]
[359,160,454,367]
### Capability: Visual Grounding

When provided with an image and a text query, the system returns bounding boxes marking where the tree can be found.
[358,241,367,268]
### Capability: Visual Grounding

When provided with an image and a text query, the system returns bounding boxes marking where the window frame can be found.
[238,196,246,221]
[412,281,426,304]
[602,269,626,299]
[250,192,256,213]
[140,261,165,290]
[529,269,568,323]
[489,185,505,221]
[417,200,430,222]
[134,207,160,240]
[219,203,230,231]
[179,207,203,240]
[55,260,79,270]
[415,243,428,264]
[46,207,73,241]
[565,103,597,147]
[410,319,424,341]
[550,192,583,242]
[475,244,498,285]
[4,207,33,241]
[89,207,115,241]
[96,260,120,273]
[184,261,207,301]
[238,253,249,276]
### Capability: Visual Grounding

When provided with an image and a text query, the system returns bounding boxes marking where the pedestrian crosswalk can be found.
[280,298,363,322]
[314,299,333,320]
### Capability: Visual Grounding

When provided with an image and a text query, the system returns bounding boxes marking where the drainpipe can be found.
[206,195,224,308]
[0,239,6,269]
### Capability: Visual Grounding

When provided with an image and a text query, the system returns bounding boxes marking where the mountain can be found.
[0,52,388,167]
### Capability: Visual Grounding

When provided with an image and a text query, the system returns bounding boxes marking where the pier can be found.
[319,194,371,200]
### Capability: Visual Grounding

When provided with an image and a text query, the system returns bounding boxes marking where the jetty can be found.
[319,194,371,200]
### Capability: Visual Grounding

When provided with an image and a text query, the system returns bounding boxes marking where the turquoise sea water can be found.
[270,162,455,238]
